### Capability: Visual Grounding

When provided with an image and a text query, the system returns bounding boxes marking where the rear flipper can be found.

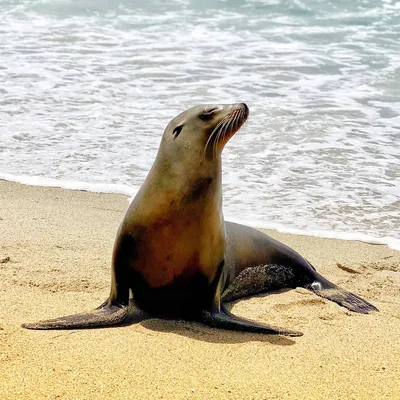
[201,303,303,337]
[305,274,378,314]
[22,301,128,330]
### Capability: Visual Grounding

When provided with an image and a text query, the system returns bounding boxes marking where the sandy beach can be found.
[1,179,399,399]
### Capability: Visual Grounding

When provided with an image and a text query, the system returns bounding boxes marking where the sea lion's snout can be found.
[227,102,249,133]
[236,102,249,112]
[202,103,249,154]
[229,102,249,124]
[227,102,249,115]
[240,102,249,118]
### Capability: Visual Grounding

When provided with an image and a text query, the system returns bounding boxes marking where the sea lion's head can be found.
[161,103,249,160]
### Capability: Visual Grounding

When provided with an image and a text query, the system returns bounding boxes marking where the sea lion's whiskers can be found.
[232,110,241,131]
[224,110,243,147]
[206,107,244,158]
[220,114,234,140]
[204,127,219,159]
[204,114,231,159]
[222,110,240,142]
[227,112,236,134]
[208,125,223,159]
[213,118,230,158]
[221,112,234,144]
[215,115,233,157]
[204,117,226,155]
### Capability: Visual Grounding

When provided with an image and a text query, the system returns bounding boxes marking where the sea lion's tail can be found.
[21,301,128,330]
[305,274,378,314]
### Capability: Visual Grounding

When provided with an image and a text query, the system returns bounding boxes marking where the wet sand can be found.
[1,180,399,399]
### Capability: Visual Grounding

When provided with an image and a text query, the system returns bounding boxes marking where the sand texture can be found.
[1,180,399,399]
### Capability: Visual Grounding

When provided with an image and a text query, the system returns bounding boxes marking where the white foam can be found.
[0,173,138,197]
[227,216,400,252]
[1,172,398,252]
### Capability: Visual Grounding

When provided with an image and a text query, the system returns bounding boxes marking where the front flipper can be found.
[22,300,128,330]
[201,303,303,337]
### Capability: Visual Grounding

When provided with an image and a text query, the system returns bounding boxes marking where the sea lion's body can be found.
[23,104,377,336]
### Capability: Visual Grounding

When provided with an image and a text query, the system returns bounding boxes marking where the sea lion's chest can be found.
[116,214,225,290]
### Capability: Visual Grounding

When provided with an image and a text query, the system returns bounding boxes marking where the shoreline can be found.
[1,174,399,251]
[1,180,399,399]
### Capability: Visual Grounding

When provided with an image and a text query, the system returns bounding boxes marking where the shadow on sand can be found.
[119,301,297,346]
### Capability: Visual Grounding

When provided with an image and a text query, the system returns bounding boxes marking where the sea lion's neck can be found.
[148,151,220,197]
[130,151,223,222]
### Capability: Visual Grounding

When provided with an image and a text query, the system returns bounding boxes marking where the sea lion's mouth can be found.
[204,103,249,157]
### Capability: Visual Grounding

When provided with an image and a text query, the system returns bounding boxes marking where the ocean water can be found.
[1,0,399,250]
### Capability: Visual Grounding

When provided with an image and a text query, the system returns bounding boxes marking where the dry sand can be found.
[1,179,399,399]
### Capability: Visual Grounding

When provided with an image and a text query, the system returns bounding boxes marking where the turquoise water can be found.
[0,0,399,249]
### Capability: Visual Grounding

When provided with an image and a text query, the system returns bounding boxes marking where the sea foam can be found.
[1,172,399,252]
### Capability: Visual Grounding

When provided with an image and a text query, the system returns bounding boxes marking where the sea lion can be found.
[22,103,377,336]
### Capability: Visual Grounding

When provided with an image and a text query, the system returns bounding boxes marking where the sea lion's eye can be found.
[172,125,183,139]
[199,108,218,121]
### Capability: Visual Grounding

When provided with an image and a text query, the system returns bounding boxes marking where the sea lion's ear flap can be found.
[172,125,183,140]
